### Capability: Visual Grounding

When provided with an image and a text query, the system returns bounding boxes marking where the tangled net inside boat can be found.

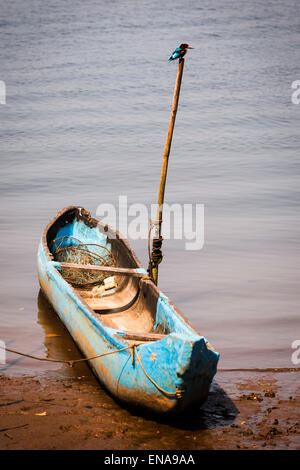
[53,236,116,287]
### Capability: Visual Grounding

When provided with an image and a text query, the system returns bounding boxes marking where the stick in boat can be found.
[57,262,149,278]
[149,57,185,285]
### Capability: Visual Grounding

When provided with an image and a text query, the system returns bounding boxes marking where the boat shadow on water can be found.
[38,290,239,431]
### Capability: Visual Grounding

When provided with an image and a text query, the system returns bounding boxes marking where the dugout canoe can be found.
[37,206,219,415]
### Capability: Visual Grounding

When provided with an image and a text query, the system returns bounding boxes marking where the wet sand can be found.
[1,370,299,450]
[1,294,299,451]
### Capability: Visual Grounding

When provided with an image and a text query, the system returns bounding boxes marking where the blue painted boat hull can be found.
[37,206,219,415]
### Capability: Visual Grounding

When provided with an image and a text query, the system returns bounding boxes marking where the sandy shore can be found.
[0,369,299,450]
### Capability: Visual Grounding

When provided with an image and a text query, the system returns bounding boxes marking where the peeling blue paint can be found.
[37,211,219,415]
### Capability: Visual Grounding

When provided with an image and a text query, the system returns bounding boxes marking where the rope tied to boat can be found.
[0,344,136,368]
[138,273,152,290]
[147,219,164,282]
[131,345,185,399]
[0,343,185,399]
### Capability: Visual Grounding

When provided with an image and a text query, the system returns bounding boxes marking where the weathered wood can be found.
[58,262,147,278]
[38,205,219,415]
[151,58,185,285]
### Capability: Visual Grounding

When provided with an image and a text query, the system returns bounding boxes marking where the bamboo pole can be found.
[149,58,185,285]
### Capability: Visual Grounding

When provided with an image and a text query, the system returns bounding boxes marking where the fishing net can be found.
[53,236,116,287]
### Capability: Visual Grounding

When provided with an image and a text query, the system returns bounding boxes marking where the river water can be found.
[0,0,299,376]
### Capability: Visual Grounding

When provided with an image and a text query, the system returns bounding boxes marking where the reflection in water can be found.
[0,0,299,374]
[37,290,94,379]
[37,292,239,429]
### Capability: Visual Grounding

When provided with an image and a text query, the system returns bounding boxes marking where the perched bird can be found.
[168,43,194,61]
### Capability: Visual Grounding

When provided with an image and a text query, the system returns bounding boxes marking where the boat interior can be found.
[45,207,172,341]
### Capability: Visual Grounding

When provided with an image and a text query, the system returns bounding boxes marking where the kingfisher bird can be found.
[168,43,194,61]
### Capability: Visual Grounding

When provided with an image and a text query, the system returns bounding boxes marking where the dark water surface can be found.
[0,0,299,376]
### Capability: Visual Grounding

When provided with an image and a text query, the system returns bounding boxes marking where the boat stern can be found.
[174,333,219,411]
[116,332,219,416]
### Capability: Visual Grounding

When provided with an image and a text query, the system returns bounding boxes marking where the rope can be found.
[218,367,300,373]
[147,219,164,281]
[0,344,137,368]
[151,237,163,265]
[0,343,184,398]
[52,235,116,287]
[132,345,184,399]
[138,273,152,290]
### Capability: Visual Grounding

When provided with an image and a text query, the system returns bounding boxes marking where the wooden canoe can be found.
[37,206,219,415]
